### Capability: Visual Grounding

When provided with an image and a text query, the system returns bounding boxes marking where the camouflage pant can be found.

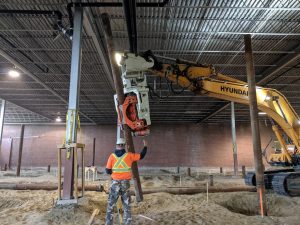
[105,180,131,225]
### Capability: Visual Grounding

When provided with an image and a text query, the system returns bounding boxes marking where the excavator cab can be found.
[273,141,282,154]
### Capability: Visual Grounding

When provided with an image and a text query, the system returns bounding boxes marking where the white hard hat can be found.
[116,138,126,145]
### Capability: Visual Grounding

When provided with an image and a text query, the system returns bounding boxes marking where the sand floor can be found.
[0,168,299,225]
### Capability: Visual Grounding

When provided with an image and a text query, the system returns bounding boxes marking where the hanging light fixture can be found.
[115,52,122,66]
[258,112,267,115]
[55,116,62,122]
[8,69,20,78]
[55,112,62,122]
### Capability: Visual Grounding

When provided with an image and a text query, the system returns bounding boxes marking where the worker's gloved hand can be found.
[143,139,147,147]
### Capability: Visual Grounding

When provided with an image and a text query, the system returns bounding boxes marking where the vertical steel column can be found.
[92,138,96,166]
[244,34,267,217]
[0,99,6,153]
[101,13,143,202]
[8,138,13,169]
[231,102,238,176]
[62,6,83,200]
[16,124,25,177]
[58,148,62,200]
[242,165,246,178]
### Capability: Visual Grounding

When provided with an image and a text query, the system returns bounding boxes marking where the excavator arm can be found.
[116,51,300,166]
[114,51,300,196]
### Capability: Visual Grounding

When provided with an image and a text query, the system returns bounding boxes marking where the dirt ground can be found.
[0,168,299,225]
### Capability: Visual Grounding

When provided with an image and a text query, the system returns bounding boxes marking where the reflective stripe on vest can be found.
[112,153,131,173]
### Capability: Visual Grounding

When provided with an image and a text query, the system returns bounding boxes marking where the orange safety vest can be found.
[107,152,140,180]
[112,153,132,173]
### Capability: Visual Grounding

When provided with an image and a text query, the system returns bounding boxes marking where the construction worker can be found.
[105,138,147,225]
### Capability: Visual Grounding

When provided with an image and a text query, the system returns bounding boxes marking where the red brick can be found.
[0,123,272,167]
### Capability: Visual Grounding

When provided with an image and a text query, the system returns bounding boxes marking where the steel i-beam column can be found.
[8,138,13,169]
[231,102,238,176]
[0,99,6,153]
[92,138,96,166]
[101,13,143,202]
[62,6,83,200]
[244,34,267,217]
[16,124,25,177]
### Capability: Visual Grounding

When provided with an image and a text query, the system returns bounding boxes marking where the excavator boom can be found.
[115,51,300,196]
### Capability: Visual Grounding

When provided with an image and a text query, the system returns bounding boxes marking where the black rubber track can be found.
[272,172,300,197]
[244,169,296,190]
[244,172,273,189]
[245,172,256,186]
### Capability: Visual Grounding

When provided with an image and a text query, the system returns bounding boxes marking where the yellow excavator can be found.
[115,50,300,196]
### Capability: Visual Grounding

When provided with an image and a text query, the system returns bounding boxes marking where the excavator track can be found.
[244,169,297,194]
[244,172,256,186]
[244,172,273,189]
[264,173,275,189]
[272,172,300,197]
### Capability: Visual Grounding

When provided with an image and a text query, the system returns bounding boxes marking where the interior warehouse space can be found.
[1,0,300,224]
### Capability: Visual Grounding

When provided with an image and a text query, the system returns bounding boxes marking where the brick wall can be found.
[0,123,273,167]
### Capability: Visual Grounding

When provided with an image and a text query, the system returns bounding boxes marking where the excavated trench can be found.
[216,192,300,217]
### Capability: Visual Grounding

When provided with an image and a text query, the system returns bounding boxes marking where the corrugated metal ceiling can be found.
[0,0,300,124]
